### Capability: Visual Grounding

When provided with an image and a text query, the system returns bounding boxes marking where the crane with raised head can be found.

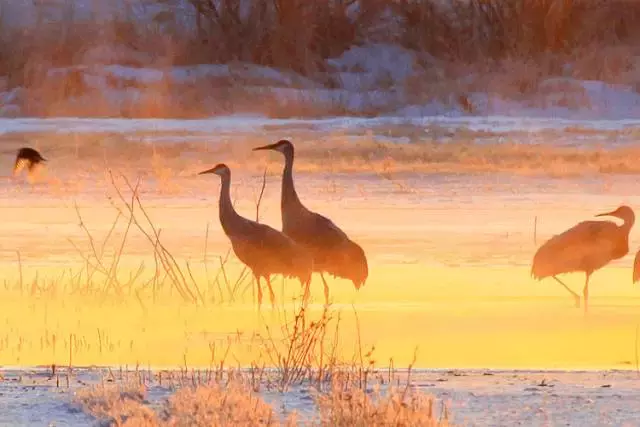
[14,147,46,179]
[199,163,313,308]
[531,205,635,314]
[252,139,368,305]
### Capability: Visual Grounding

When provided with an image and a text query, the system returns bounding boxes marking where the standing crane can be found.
[531,205,635,314]
[13,147,46,179]
[252,139,368,305]
[199,163,313,308]
[632,250,640,284]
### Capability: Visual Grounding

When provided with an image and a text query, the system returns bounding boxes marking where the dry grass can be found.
[8,130,640,182]
[317,380,448,427]
[75,380,159,426]
[75,373,448,427]
[160,380,285,427]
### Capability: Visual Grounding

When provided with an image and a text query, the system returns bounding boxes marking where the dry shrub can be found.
[394,0,640,63]
[160,380,284,427]
[182,0,385,74]
[75,381,158,427]
[317,375,448,427]
[259,305,337,392]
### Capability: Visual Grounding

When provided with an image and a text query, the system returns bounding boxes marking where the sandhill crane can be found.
[633,250,640,284]
[531,205,635,314]
[13,147,46,180]
[252,139,368,304]
[199,163,313,308]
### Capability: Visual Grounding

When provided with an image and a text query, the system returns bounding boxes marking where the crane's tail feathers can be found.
[329,240,368,289]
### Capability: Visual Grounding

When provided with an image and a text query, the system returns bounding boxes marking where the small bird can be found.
[13,147,46,181]
[252,139,368,304]
[531,205,635,314]
[199,163,313,308]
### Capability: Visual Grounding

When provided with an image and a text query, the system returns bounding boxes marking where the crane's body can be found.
[14,147,46,179]
[253,140,368,304]
[531,205,635,313]
[199,163,313,308]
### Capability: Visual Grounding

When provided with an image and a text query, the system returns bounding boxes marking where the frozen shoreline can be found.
[3,367,640,426]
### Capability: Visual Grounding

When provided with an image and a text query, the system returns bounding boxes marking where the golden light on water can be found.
[2,132,640,372]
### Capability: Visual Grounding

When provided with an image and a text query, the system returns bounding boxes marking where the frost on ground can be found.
[2,368,640,426]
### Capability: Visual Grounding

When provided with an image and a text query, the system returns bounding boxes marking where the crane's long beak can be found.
[595,209,618,218]
[252,143,278,151]
[198,167,217,175]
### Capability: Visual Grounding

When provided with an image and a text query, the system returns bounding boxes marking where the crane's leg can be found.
[552,276,581,308]
[320,273,330,306]
[255,276,263,310]
[583,274,590,315]
[266,276,276,309]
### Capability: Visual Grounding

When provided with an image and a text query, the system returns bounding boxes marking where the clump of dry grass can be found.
[317,379,448,427]
[16,130,640,182]
[259,305,337,392]
[75,381,158,426]
[160,380,290,427]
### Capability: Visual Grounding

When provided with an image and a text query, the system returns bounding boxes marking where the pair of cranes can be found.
[11,143,640,313]
[199,140,368,308]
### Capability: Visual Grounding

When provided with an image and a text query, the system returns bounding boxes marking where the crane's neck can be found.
[281,151,304,213]
[218,175,242,235]
[622,215,635,235]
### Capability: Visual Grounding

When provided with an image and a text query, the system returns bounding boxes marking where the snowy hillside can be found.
[2,0,640,119]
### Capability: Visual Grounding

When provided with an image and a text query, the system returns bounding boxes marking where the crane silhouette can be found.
[13,147,46,178]
[252,139,368,304]
[199,163,313,308]
[531,205,635,314]
[632,250,640,284]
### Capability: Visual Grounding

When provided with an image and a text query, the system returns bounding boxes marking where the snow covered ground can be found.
[3,368,640,426]
[3,42,640,120]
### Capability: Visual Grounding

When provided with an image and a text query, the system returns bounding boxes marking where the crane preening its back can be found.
[531,205,635,314]
[199,163,313,308]
[252,139,368,305]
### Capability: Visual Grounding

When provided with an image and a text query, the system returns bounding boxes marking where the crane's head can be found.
[252,139,294,156]
[198,163,230,178]
[595,205,635,225]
